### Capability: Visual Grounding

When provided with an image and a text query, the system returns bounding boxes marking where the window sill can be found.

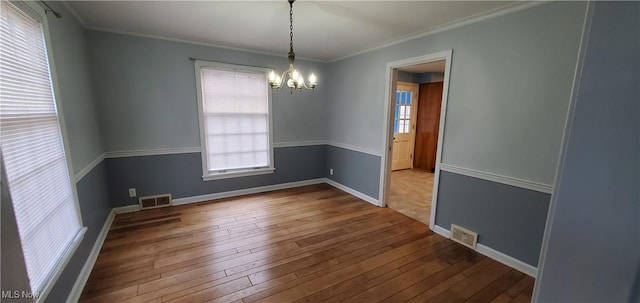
[202,167,275,181]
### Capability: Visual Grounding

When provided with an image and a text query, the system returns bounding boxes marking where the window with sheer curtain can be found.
[0,1,85,296]
[194,61,274,181]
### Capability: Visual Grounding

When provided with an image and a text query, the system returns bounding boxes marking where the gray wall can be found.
[87,31,328,152]
[535,2,640,302]
[43,3,113,302]
[323,1,587,267]
[46,3,104,173]
[327,1,587,185]
[435,171,550,266]
[46,162,112,302]
[397,71,439,84]
[107,146,325,207]
[325,146,380,199]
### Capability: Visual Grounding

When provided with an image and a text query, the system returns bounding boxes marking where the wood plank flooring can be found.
[79,184,533,303]
[388,169,434,225]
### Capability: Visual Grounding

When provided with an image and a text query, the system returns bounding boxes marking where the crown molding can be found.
[329,1,548,62]
[62,1,548,63]
[60,1,87,27]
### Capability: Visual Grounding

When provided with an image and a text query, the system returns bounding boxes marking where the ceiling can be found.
[67,1,516,62]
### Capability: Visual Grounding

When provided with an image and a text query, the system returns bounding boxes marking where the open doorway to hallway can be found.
[386,60,445,226]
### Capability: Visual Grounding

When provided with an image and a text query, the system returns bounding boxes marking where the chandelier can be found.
[268,0,317,91]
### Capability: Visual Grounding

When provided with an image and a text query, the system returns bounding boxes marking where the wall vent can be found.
[139,194,172,210]
[450,224,478,249]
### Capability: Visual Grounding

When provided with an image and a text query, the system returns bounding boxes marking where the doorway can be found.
[379,51,452,229]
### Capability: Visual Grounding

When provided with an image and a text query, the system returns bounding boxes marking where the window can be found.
[394,90,413,133]
[0,1,85,298]
[194,61,274,180]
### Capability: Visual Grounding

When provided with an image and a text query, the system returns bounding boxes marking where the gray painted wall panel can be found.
[87,31,328,152]
[327,2,586,185]
[46,3,104,172]
[535,2,640,302]
[107,146,325,206]
[325,145,380,200]
[435,171,550,266]
[46,161,112,302]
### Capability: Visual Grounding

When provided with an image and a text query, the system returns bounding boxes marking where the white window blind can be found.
[0,1,83,294]
[197,64,273,178]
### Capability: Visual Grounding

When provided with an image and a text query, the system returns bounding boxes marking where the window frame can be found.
[193,60,275,181]
[2,1,86,301]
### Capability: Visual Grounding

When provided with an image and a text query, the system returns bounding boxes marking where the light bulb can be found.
[269,71,276,82]
[287,78,294,88]
[309,73,317,84]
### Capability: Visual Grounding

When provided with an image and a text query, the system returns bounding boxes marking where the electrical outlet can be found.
[128,188,137,198]
[329,168,334,175]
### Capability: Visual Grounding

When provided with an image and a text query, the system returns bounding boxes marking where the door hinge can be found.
[410,154,413,159]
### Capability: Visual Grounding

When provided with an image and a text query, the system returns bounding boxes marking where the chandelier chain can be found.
[289,0,294,54]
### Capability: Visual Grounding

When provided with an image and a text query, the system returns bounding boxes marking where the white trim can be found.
[172,178,325,205]
[86,26,323,63]
[330,1,546,62]
[68,1,545,63]
[112,204,141,214]
[439,164,553,194]
[324,178,381,207]
[476,243,538,278]
[172,178,381,208]
[73,153,106,182]
[106,147,201,158]
[273,140,327,148]
[66,210,115,303]
[326,141,381,157]
[378,50,453,234]
[431,224,537,278]
[202,167,275,181]
[533,3,595,301]
[432,224,451,238]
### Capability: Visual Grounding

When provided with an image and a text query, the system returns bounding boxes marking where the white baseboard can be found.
[66,210,116,303]
[172,178,326,205]
[476,243,538,278]
[431,224,537,278]
[324,178,381,207]
[113,204,140,214]
[432,224,451,238]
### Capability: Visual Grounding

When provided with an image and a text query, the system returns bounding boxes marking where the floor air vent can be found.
[139,194,172,210]
[450,224,478,249]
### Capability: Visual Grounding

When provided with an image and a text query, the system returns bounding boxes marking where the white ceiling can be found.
[67,1,515,61]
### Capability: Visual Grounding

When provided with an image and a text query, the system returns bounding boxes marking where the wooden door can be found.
[414,82,443,171]
[391,82,419,171]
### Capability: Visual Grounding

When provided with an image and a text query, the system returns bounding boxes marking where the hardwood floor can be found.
[79,184,534,303]
[388,169,434,225]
